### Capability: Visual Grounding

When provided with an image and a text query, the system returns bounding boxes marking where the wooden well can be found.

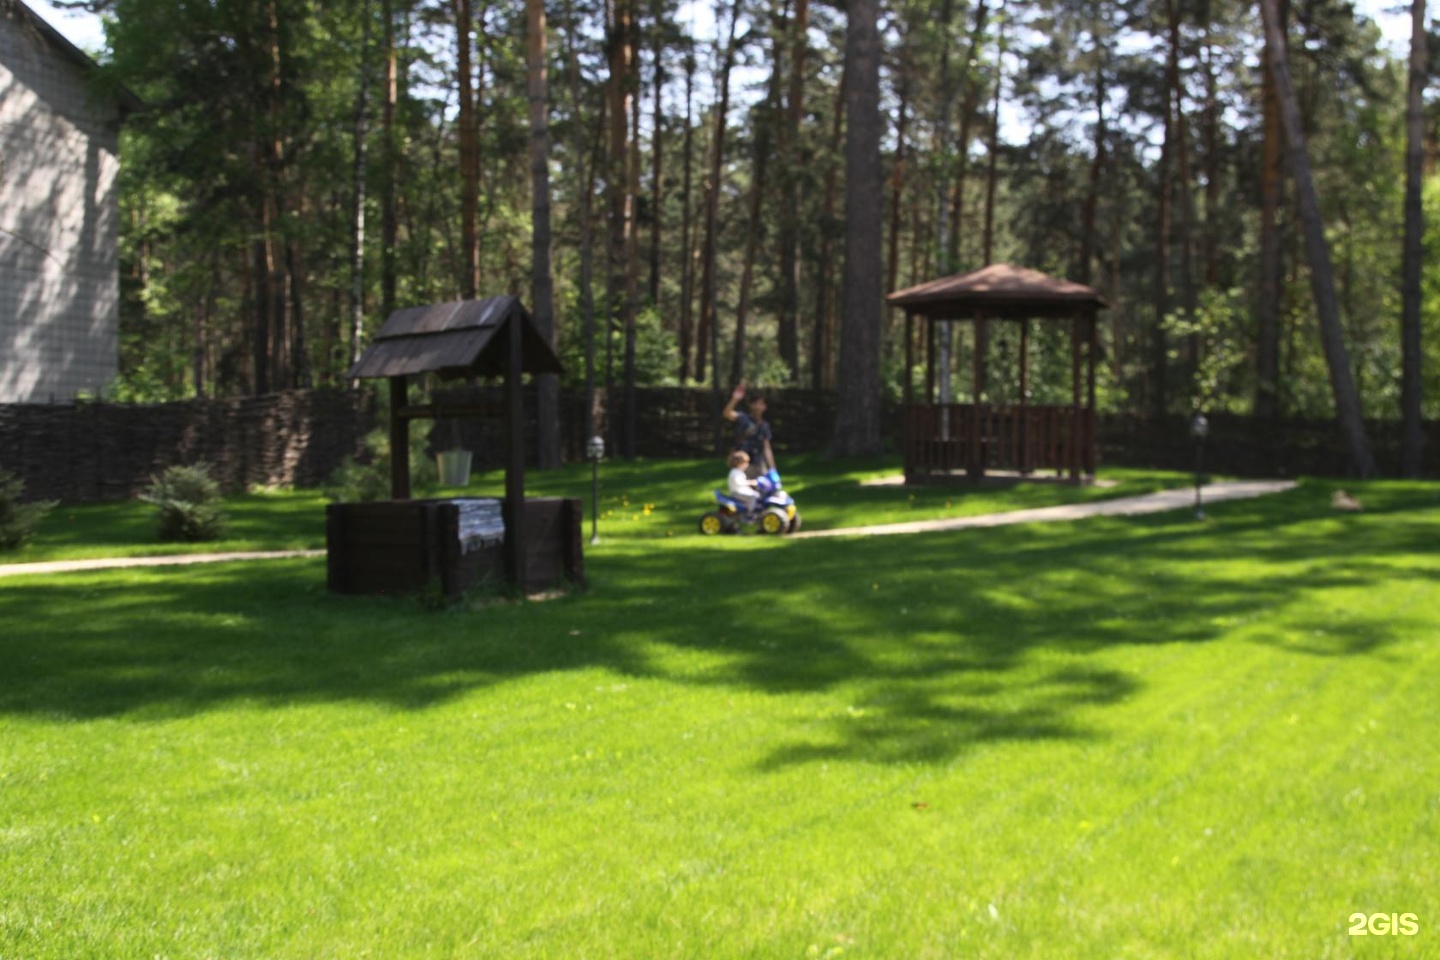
[327,296,580,597]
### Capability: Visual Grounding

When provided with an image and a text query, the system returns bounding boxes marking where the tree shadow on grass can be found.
[0,479,1431,768]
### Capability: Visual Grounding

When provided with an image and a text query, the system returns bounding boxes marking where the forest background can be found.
[29,0,1440,471]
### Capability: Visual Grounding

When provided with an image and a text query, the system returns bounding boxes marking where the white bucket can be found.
[437,449,473,487]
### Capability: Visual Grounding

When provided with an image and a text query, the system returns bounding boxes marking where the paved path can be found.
[793,480,1298,539]
[0,549,325,579]
[0,481,1298,577]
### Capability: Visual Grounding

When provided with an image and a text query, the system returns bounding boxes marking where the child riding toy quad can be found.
[699,469,801,535]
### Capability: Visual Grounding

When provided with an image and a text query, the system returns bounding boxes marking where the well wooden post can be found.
[504,314,528,588]
[389,374,410,500]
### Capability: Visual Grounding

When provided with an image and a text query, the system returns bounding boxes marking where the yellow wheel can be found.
[699,512,723,535]
[759,510,786,535]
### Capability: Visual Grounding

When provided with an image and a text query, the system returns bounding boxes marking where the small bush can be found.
[0,468,57,551]
[325,426,438,503]
[325,451,392,503]
[142,464,226,542]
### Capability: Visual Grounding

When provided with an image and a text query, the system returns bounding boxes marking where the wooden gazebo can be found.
[889,264,1107,484]
[327,296,583,596]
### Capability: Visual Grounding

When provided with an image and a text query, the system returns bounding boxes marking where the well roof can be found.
[348,296,563,380]
[887,264,1108,317]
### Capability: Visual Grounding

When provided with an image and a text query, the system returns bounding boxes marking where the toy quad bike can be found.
[699,469,801,536]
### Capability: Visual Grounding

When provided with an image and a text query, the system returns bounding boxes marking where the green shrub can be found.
[325,426,438,503]
[142,464,226,542]
[325,446,392,503]
[0,468,57,551]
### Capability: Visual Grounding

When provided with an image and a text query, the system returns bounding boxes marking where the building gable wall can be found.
[0,8,121,403]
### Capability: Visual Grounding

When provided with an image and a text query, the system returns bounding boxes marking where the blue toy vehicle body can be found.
[699,469,801,535]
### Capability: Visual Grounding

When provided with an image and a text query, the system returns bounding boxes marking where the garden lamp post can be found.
[1191,413,1209,520]
[587,434,605,545]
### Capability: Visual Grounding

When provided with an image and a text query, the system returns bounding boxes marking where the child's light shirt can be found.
[727,467,758,502]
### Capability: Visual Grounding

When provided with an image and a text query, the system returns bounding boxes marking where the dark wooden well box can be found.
[326,497,584,597]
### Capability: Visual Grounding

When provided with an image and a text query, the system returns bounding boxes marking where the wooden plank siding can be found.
[903,404,1096,482]
[327,497,584,598]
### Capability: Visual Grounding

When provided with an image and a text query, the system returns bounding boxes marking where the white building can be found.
[0,1,136,403]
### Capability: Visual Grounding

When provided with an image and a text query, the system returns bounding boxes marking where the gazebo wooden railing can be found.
[889,264,1108,484]
[904,403,1096,478]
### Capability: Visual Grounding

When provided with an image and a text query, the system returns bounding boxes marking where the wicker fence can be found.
[0,389,376,503]
[1,387,1435,503]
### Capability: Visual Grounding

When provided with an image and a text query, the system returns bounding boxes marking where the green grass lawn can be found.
[4,456,1187,563]
[1,476,1437,958]
[7,488,330,564]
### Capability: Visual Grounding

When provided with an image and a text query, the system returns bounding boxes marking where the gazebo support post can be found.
[1087,313,1098,476]
[925,317,936,406]
[903,311,914,406]
[970,318,985,479]
[1019,319,1031,474]
[504,313,528,589]
[1069,315,1082,482]
[904,311,915,482]
[389,374,410,500]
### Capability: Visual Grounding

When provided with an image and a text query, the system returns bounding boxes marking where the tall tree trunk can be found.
[1168,0,1197,382]
[1255,3,1285,420]
[886,39,909,295]
[349,0,373,378]
[930,0,959,404]
[776,0,808,379]
[1078,60,1106,286]
[380,0,400,321]
[563,0,601,439]
[581,111,605,440]
[193,292,208,397]
[1153,50,1173,420]
[288,241,309,387]
[677,52,697,381]
[623,24,641,458]
[265,0,291,391]
[946,0,992,268]
[604,0,632,449]
[1259,0,1376,477]
[1200,25,1220,287]
[696,0,742,388]
[528,0,560,469]
[253,211,272,396]
[812,68,846,390]
[1400,0,1427,477]
[832,0,883,456]
[647,24,665,308]
[981,18,1005,265]
[732,6,786,386]
[455,0,479,298]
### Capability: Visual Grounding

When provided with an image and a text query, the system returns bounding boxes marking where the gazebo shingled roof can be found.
[891,264,1106,484]
[888,264,1108,317]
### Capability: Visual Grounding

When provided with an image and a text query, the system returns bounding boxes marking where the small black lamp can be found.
[587,434,605,545]
[1191,413,1210,520]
